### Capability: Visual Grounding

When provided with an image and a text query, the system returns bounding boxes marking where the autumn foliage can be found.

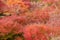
[0,0,60,40]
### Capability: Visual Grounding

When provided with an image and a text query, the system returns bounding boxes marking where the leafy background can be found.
[0,0,60,40]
